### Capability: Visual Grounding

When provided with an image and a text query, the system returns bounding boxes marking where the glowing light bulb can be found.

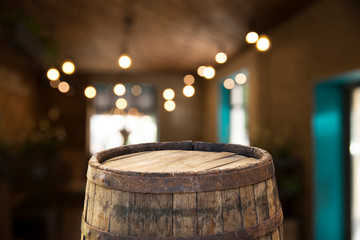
[131,85,142,96]
[215,52,227,64]
[116,98,128,110]
[183,85,195,97]
[256,35,271,51]
[203,66,215,79]
[197,66,206,77]
[114,84,126,96]
[58,81,70,93]
[62,61,75,74]
[163,88,175,100]
[223,78,235,89]
[164,100,176,112]
[47,68,60,81]
[118,54,131,69]
[235,73,247,84]
[246,32,259,44]
[183,74,195,85]
[84,86,96,99]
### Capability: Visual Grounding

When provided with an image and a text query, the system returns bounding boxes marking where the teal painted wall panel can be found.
[313,69,360,239]
[313,84,344,239]
[218,82,230,143]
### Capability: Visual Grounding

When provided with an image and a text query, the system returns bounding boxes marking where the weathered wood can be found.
[173,193,197,237]
[254,181,271,240]
[267,177,281,239]
[91,185,112,231]
[221,188,242,232]
[108,190,130,235]
[239,185,257,228]
[197,191,223,235]
[82,142,283,239]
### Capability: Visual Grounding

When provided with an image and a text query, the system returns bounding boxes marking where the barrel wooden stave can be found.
[81,142,284,239]
[82,178,283,239]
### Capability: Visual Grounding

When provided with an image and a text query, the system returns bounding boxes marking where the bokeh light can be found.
[183,85,195,97]
[235,73,247,84]
[163,88,175,100]
[131,85,142,96]
[203,66,215,79]
[256,35,271,51]
[62,61,75,74]
[246,32,259,44]
[114,83,126,96]
[116,98,128,110]
[223,78,235,89]
[118,54,132,69]
[47,68,60,81]
[84,86,97,99]
[49,79,60,88]
[164,100,176,112]
[128,107,139,116]
[58,81,70,93]
[183,74,195,85]
[197,66,206,77]
[215,52,227,64]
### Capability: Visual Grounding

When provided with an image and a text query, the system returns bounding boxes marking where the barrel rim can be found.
[88,141,272,177]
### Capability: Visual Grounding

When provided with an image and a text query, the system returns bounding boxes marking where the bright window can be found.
[229,84,249,145]
[218,70,249,145]
[89,83,157,154]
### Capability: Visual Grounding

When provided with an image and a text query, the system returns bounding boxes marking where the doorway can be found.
[348,86,360,240]
[313,69,360,240]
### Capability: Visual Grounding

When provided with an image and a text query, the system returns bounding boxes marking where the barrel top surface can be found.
[102,150,259,173]
[87,142,274,193]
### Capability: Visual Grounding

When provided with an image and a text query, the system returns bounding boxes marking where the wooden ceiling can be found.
[1,0,315,74]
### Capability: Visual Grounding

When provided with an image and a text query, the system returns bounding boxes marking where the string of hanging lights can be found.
[45,29,270,114]
[46,60,76,94]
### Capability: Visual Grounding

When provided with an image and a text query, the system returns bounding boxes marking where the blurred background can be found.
[1,0,360,239]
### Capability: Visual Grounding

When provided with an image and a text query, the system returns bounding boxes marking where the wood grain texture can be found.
[173,193,197,237]
[109,190,130,235]
[197,191,223,235]
[239,185,257,228]
[102,150,257,173]
[221,188,242,232]
[254,182,271,240]
[82,144,283,239]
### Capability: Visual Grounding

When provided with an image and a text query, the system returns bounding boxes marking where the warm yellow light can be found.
[128,107,139,116]
[118,54,131,69]
[183,74,195,85]
[84,86,97,99]
[47,68,60,81]
[131,85,142,96]
[246,32,259,44]
[49,79,60,88]
[183,85,195,97]
[215,52,227,64]
[114,83,126,96]
[164,100,176,112]
[235,73,247,84]
[163,88,175,100]
[256,35,271,51]
[116,98,128,110]
[223,78,235,90]
[203,66,215,79]
[58,81,70,93]
[197,66,206,77]
[62,61,75,74]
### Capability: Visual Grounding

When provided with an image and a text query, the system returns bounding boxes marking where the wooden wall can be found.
[0,38,38,155]
[203,0,360,238]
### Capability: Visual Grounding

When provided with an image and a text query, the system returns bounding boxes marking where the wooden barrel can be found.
[81,141,284,240]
